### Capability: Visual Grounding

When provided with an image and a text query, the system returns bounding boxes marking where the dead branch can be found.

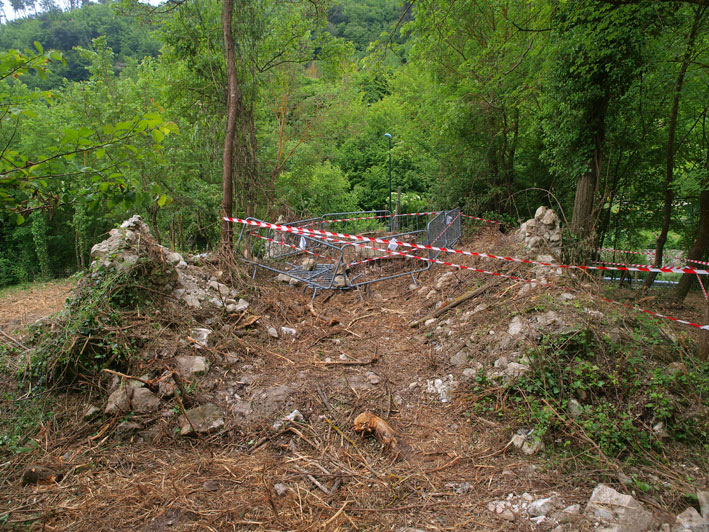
[409,280,500,327]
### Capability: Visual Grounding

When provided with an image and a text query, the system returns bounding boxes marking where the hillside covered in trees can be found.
[0,0,707,290]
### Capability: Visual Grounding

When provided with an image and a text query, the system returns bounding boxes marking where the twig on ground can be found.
[101,368,152,386]
[0,328,29,350]
[316,385,334,412]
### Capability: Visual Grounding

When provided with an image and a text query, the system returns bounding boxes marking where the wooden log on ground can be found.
[409,280,499,328]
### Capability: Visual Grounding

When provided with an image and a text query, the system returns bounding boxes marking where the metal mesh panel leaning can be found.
[234,209,462,297]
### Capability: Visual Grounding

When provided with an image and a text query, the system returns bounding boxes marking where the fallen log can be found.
[409,280,499,328]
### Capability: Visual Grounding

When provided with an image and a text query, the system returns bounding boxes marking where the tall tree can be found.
[643,5,707,290]
[220,0,237,249]
[542,1,657,260]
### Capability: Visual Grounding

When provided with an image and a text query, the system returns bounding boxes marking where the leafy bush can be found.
[25,253,170,386]
[276,161,359,215]
[472,327,708,460]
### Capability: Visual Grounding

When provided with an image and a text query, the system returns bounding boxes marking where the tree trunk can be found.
[570,97,607,262]
[221,0,238,250]
[643,6,705,291]
[676,148,709,300]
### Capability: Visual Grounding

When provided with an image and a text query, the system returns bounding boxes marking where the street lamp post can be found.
[384,133,392,231]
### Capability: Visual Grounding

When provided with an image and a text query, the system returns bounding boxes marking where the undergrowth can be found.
[24,253,171,387]
[0,344,54,457]
[469,320,709,465]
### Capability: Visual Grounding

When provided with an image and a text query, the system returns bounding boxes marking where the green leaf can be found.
[160,121,179,134]
[157,193,167,207]
[151,129,165,143]
[95,148,105,159]
[115,121,133,131]
[61,128,79,144]
[15,213,25,225]
[34,41,43,54]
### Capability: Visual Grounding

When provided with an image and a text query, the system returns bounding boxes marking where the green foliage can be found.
[276,161,358,215]
[326,0,409,56]
[25,257,161,385]
[0,394,53,456]
[31,210,50,278]
[472,326,708,460]
[0,1,161,88]
[0,0,708,298]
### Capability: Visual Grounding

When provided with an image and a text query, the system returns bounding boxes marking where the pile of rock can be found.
[90,215,245,312]
[518,206,562,255]
[485,484,709,531]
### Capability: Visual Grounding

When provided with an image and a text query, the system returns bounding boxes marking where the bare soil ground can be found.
[0,227,706,531]
[0,279,75,333]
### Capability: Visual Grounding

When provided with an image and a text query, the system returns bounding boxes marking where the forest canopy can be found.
[0,0,707,293]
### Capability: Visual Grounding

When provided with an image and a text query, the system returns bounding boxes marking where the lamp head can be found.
[384,133,392,139]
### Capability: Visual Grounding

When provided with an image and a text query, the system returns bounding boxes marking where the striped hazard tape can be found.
[597,248,709,267]
[594,260,654,269]
[686,258,709,266]
[224,217,709,276]
[599,296,709,330]
[461,214,511,227]
[336,234,709,329]
[250,233,339,263]
[230,217,709,331]
[336,231,709,329]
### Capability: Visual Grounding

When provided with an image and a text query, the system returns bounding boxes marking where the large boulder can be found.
[178,403,225,436]
[584,484,655,532]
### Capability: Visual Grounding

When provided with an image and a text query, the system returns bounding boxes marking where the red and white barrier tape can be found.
[599,296,709,330]
[461,214,510,227]
[345,211,463,268]
[697,274,708,300]
[237,219,709,330]
[594,260,654,269]
[304,231,550,287]
[224,217,709,276]
[685,258,709,267]
[250,233,339,264]
[597,249,709,267]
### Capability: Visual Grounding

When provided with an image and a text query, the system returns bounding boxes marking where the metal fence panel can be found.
[235,209,462,294]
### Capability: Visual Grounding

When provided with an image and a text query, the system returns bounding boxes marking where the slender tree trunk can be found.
[676,190,709,299]
[221,0,238,250]
[643,6,705,291]
[570,97,607,262]
[597,153,624,248]
[503,107,519,214]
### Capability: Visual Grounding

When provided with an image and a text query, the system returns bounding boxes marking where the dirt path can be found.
[0,263,594,531]
[0,279,75,333]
